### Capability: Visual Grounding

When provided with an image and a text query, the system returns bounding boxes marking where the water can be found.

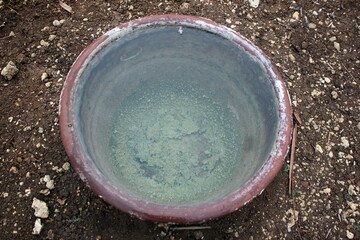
[110,81,242,205]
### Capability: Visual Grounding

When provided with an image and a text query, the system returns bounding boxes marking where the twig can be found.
[170,226,211,231]
[341,63,356,82]
[294,111,302,125]
[325,228,332,239]
[289,123,298,196]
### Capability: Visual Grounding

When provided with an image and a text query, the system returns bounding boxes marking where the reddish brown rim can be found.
[59,14,292,223]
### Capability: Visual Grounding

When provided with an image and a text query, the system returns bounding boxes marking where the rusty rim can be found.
[59,14,292,223]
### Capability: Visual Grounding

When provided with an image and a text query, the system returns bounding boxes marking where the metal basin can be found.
[60,15,292,223]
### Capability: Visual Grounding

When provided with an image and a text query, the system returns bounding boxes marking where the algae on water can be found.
[110,82,241,205]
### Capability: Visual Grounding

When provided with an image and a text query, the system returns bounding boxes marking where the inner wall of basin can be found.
[76,26,279,205]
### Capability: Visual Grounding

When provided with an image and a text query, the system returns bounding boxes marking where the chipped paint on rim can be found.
[59,14,292,223]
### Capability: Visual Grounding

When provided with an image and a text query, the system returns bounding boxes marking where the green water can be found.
[109,82,242,205]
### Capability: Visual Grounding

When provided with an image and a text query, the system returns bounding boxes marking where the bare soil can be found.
[0,0,359,239]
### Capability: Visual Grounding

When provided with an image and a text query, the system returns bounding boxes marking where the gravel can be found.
[1,61,18,80]
[31,198,49,219]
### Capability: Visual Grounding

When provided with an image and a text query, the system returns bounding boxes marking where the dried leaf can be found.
[59,1,73,14]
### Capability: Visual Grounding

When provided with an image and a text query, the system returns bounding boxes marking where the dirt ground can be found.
[0,0,359,239]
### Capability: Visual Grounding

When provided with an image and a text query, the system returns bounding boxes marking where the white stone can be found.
[53,20,61,26]
[315,144,323,153]
[43,175,51,183]
[334,42,340,51]
[289,54,295,62]
[1,61,19,80]
[329,36,336,42]
[248,0,260,8]
[346,230,354,239]
[31,198,49,218]
[32,218,43,235]
[40,40,49,47]
[323,188,331,194]
[308,23,316,29]
[357,122,360,130]
[46,180,54,190]
[341,137,350,148]
[41,72,48,81]
[48,34,56,41]
[331,91,338,99]
[292,12,299,20]
[324,77,331,83]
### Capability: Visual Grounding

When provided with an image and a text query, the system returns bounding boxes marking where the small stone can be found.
[9,166,18,173]
[348,201,358,211]
[334,42,340,51]
[193,231,204,240]
[62,162,71,171]
[346,230,354,239]
[292,12,299,20]
[1,61,19,80]
[41,72,48,81]
[40,40,49,47]
[323,188,331,194]
[46,180,55,190]
[40,189,50,196]
[43,175,51,183]
[32,218,43,235]
[289,54,295,62]
[180,2,190,9]
[32,198,49,218]
[59,19,66,24]
[9,31,15,37]
[340,137,349,148]
[38,127,44,133]
[83,18,88,22]
[329,36,336,42]
[248,0,260,8]
[309,57,314,64]
[48,35,56,41]
[31,53,36,58]
[324,77,331,83]
[357,122,360,130]
[53,20,61,26]
[308,23,316,29]
[45,82,51,87]
[226,19,231,24]
[23,126,31,131]
[315,144,323,153]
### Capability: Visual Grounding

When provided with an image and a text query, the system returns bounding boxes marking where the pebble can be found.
[289,54,295,62]
[346,230,354,239]
[331,91,338,99]
[329,36,336,42]
[48,34,56,41]
[62,162,71,171]
[226,19,231,24]
[1,61,19,80]
[315,144,323,153]
[53,20,61,27]
[46,180,55,190]
[9,166,18,173]
[292,12,299,21]
[32,218,43,235]
[357,122,360,130]
[41,72,48,81]
[340,137,349,148]
[334,42,340,51]
[32,198,49,218]
[248,0,260,8]
[309,57,314,64]
[322,188,331,194]
[308,23,316,29]
[40,40,50,47]
[45,82,51,88]
[324,77,331,83]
